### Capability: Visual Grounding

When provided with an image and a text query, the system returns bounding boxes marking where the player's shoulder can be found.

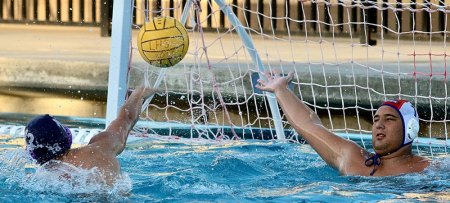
[413,155,431,168]
[63,143,116,165]
[88,131,113,145]
[340,138,366,155]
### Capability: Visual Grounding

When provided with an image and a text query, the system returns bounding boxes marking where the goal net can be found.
[126,0,448,155]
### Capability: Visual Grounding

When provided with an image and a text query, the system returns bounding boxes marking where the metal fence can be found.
[1,0,449,41]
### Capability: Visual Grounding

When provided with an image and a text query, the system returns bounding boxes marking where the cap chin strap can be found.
[365,153,382,176]
[365,141,412,176]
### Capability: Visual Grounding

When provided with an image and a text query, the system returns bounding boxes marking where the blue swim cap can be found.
[25,114,72,164]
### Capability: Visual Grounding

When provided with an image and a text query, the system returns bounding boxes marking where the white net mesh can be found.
[128,0,449,154]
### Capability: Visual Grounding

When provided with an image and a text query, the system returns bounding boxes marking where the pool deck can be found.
[0,24,449,122]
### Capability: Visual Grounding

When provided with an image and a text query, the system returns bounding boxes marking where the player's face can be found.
[372,106,404,155]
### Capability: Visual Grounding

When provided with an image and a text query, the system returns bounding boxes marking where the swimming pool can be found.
[0,131,449,202]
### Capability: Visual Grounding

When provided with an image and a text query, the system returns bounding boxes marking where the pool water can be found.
[0,136,449,202]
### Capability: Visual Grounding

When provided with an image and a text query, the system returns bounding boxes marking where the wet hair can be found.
[25,114,72,164]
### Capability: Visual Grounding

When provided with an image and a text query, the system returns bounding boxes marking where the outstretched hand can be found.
[255,70,294,93]
[129,86,159,101]
[142,87,159,100]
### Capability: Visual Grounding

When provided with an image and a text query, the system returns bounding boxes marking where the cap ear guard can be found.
[400,102,419,145]
[63,126,73,146]
[405,118,419,143]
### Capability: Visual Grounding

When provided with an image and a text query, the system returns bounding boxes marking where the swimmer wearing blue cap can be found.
[25,86,156,185]
[256,70,430,176]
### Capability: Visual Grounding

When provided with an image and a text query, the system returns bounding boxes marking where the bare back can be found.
[54,87,156,185]
[57,136,121,185]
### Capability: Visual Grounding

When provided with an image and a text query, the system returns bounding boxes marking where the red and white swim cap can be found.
[380,99,419,146]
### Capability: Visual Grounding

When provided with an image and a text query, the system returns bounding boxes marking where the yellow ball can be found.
[137,17,189,67]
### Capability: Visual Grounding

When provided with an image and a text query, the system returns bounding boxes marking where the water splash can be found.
[0,149,132,200]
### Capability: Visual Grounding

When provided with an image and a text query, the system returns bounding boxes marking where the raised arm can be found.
[89,86,156,155]
[256,70,364,171]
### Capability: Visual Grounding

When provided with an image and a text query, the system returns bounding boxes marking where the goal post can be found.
[105,1,133,126]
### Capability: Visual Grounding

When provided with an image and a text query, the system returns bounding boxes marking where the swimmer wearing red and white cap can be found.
[256,70,430,176]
